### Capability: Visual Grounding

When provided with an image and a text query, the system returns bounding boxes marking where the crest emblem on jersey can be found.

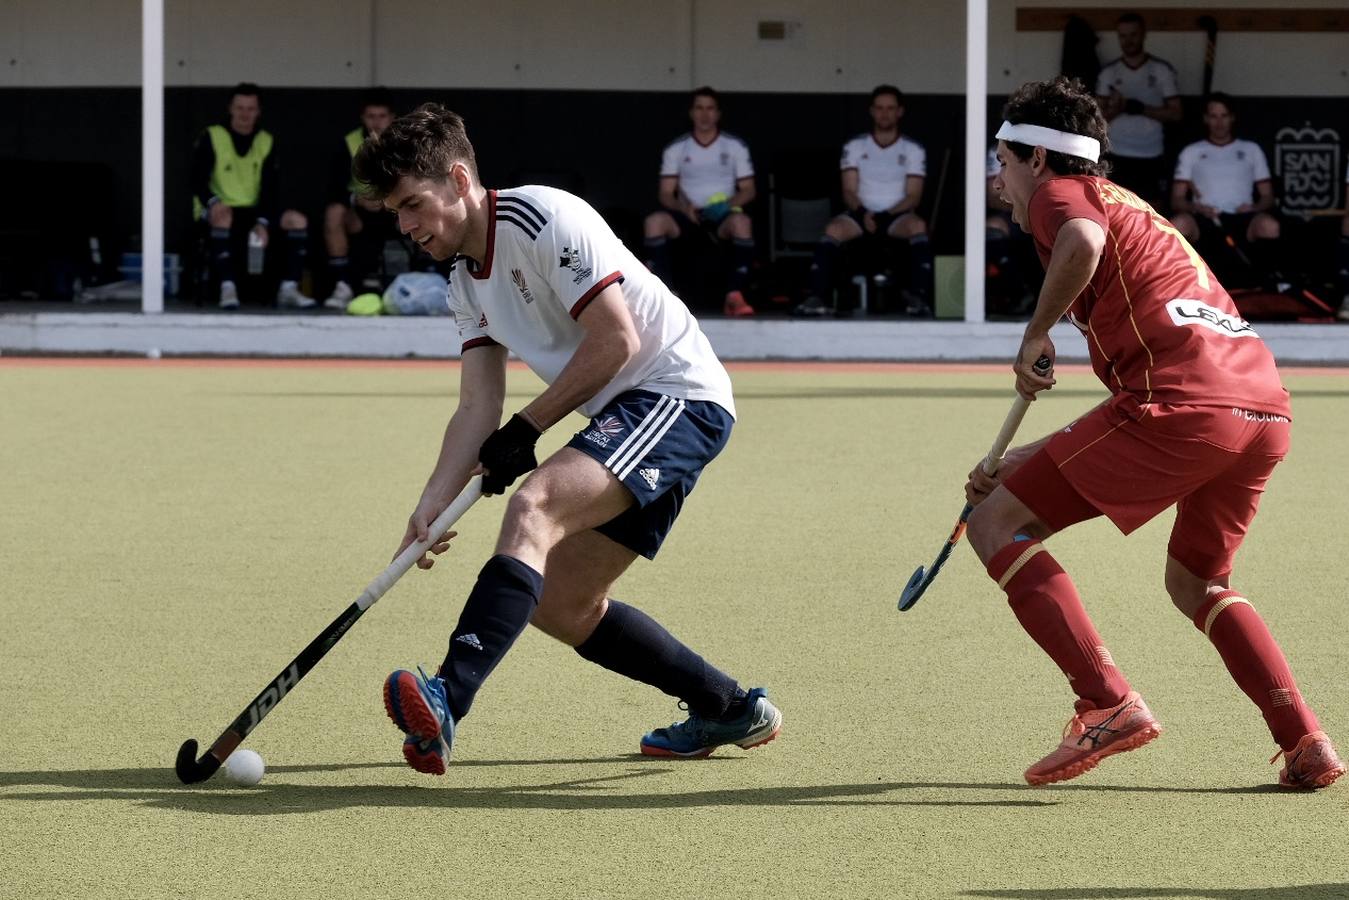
[898,154,907,166]
[719,152,729,167]
[559,246,594,285]
[510,268,534,304]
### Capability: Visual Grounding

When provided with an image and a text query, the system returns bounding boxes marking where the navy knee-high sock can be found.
[809,237,840,300]
[437,555,542,721]
[729,238,755,293]
[210,227,235,283]
[284,229,308,283]
[644,236,673,286]
[906,233,933,298]
[328,255,350,290]
[575,599,744,718]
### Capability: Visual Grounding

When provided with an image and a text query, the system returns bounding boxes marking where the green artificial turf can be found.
[2,360,1345,900]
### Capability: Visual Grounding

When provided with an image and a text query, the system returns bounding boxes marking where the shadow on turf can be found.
[964,887,1349,899]
[0,763,1290,817]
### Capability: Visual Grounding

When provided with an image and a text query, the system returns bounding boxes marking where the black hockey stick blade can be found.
[175,737,224,784]
[898,565,932,611]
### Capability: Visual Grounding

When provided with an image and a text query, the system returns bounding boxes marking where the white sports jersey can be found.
[659,131,754,208]
[1095,55,1179,159]
[449,186,735,419]
[840,133,926,213]
[1174,139,1271,215]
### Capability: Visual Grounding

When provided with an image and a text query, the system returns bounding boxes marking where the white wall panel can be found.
[0,0,139,86]
[1,0,1345,95]
[690,0,965,94]
[373,0,690,89]
[164,0,371,86]
[990,0,1349,97]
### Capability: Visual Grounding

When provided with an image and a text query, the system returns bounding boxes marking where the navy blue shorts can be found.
[566,390,734,559]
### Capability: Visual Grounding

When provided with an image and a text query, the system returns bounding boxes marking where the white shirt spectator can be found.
[1174,139,1272,215]
[987,147,1000,179]
[1096,56,1179,159]
[658,132,753,209]
[840,133,927,213]
[449,186,735,419]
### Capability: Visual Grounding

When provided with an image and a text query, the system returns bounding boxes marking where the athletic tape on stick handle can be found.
[174,475,484,784]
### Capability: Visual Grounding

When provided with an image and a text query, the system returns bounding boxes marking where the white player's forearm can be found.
[523,332,636,431]
[422,405,500,508]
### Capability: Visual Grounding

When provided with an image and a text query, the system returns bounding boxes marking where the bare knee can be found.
[889,214,927,239]
[207,203,233,229]
[824,219,855,242]
[723,211,752,240]
[965,493,1049,567]
[501,484,564,555]
[1170,213,1199,243]
[279,209,307,230]
[1164,557,1226,620]
[645,211,677,239]
[532,590,606,646]
[1249,213,1280,242]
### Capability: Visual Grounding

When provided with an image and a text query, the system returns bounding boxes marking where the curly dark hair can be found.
[1000,77,1110,177]
[352,102,479,199]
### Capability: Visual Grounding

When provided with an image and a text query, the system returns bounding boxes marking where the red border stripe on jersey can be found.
[462,337,499,351]
[570,272,624,319]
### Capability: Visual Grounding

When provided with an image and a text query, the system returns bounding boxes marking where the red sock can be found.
[1192,589,1319,752]
[987,540,1131,713]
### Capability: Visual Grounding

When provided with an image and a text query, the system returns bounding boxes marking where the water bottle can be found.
[247,230,265,276]
[88,236,103,286]
[382,239,409,278]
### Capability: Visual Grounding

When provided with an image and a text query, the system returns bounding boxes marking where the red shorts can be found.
[1002,397,1290,580]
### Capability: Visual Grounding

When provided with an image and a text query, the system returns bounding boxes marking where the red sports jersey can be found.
[1028,175,1290,417]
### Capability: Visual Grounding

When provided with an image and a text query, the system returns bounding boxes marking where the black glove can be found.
[1123,98,1145,115]
[479,414,542,495]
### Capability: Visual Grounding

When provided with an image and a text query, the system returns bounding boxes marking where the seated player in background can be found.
[796,85,932,317]
[353,103,781,775]
[1095,12,1182,211]
[642,87,758,317]
[192,82,315,309]
[985,145,1040,317]
[1169,93,1281,289]
[322,89,399,310]
[964,77,1341,790]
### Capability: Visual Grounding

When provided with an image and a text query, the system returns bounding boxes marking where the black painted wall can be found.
[1,86,1345,280]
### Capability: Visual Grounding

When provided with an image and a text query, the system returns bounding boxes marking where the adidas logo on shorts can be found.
[637,467,660,490]
[455,633,483,651]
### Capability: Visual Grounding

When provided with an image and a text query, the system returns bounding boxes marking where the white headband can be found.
[995,121,1100,163]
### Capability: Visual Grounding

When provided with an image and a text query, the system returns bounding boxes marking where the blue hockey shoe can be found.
[384,667,455,775]
[640,687,781,758]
